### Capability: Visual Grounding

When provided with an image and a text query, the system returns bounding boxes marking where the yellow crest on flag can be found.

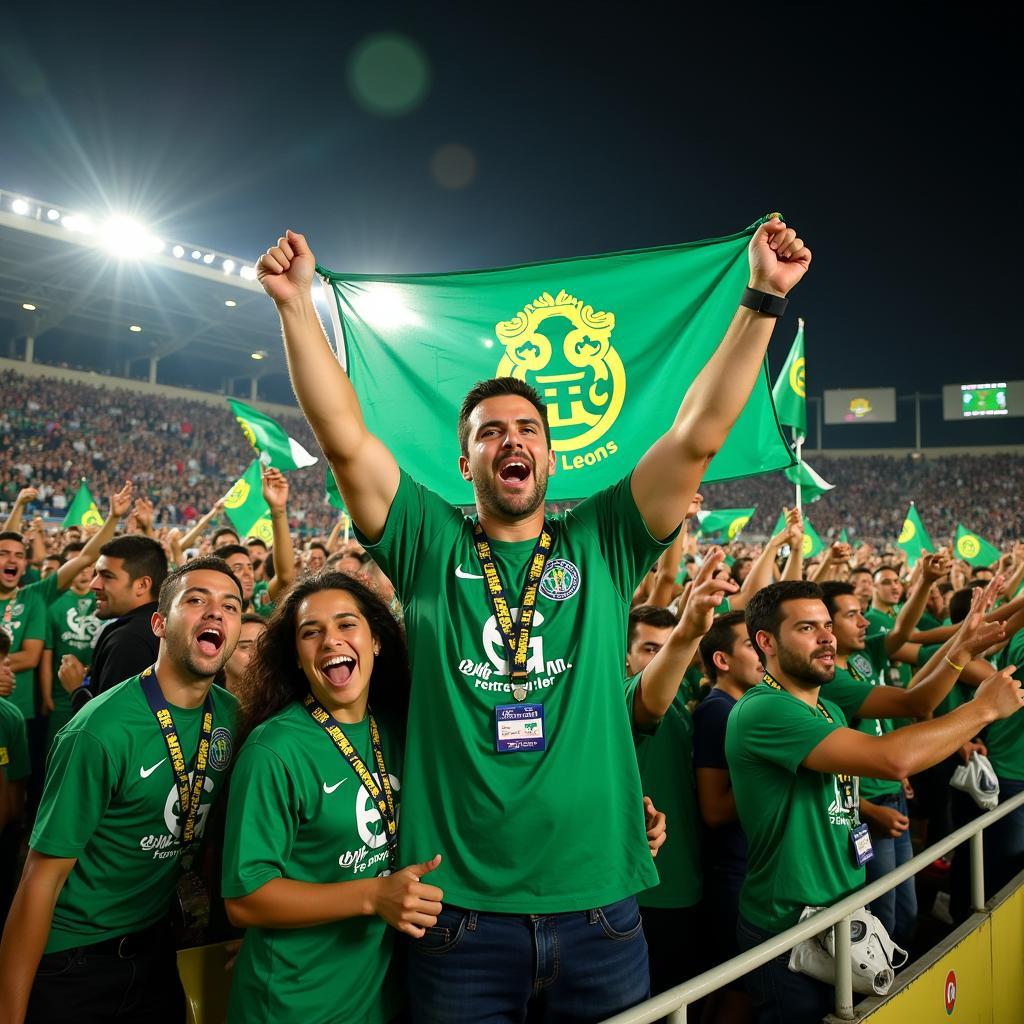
[789,356,806,399]
[495,289,625,453]
[899,518,915,543]
[81,506,104,527]
[801,533,813,556]
[728,515,750,540]
[957,534,980,559]
[224,479,251,509]
[235,416,257,449]
[249,516,274,545]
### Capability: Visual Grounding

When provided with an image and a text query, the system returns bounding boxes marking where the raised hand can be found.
[261,467,289,512]
[256,230,316,307]
[677,547,738,642]
[747,217,812,297]
[15,487,38,507]
[830,542,853,564]
[110,480,134,519]
[920,550,953,583]
[133,496,155,532]
[371,855,444,938]
[975,665,1024,721]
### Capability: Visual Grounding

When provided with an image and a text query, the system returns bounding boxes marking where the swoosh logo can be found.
[140,758,167,779]
[455,564,484,580]
[323,780,347,794]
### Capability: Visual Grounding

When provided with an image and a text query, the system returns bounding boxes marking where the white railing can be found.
[602,787,1024,1024]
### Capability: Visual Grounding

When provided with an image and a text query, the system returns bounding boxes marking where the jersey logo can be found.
[850,653,875,680]
[209,727,233,771]
[539,558,581,601]
[140,758,167,779]
[323,780,347,794]
[455,564,485,580]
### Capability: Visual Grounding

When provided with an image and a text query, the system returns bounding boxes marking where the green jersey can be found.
[250,579,275,619]
[0,574,59,720]
[726,684,864,932]
[358,471,670,912]
[0,697,30,781]
[31,674,238,953]
[630,678,702,909]
[985,631,1024,781]
[223,703,404,1024]
[45,588,101,744]
[827,635,901,800]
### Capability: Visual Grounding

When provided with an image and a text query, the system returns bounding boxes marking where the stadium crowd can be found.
[0,220,1022,1024]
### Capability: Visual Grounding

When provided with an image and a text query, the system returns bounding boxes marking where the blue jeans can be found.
[736,915,834,1024]
[864,791,917,952]
[407,897,650,1024]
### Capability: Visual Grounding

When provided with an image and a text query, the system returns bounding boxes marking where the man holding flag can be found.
[256,216,811,1021]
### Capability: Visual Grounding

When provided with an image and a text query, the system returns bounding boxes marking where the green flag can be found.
[897,503,932,567]
[62,481,104,528]
[223,461,274,545]
[783,457,833,503]
[771,319,806,438]
[229,399,318,471]
[954,524,1001,567]
[695,507,756,540]
[773,511,824,558]
[325,467,346,511]
[317,216,793,502]
[839,528,849,545]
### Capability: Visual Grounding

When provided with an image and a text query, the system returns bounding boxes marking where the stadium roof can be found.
[0,186,317,403]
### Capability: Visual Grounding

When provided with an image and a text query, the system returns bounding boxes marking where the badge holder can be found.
[495,702,546,753]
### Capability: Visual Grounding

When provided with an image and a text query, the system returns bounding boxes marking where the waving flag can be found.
[229,399,317,471]
[897,503,933,568]
[63,481,104,528]
[223,461,274,545]
[696,508,756,541]
[954,524,1000,567]
[772,319,807,439]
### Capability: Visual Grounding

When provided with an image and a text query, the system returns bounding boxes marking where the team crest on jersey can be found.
[539,559,581,601]
[209,727,233,771]
[850,653,875,680]
[10,604,24,618]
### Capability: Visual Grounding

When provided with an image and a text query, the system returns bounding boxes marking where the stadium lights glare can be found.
[172,245,185,258]
[250,351,265,360]
[22,303,37,311]
[240,265,257,281]
[203,253,215,265]
[129,325,143,333]
[223,259,235,273]
[47,208,60,221]
[225,299,237,308]
[191,250,202,260]
[61,213,95,234]
[100,216,164,258]
[11,198,29,215]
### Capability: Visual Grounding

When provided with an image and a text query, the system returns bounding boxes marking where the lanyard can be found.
[471,519,555,702]
[302,693,398,872]
[761,672,859,825]
[139,666,214,860]
[1,588,17,632]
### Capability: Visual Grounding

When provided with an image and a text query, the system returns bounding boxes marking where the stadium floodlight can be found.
[203,253,215,264]
[61,213,95,234]
[172,245,185,258]
[100,216,164,258]
[239,265,257,280]
[225,299,237,308]
[223,259,236,273]
[191,250,202,260]
[22,303,37,311]
[129,325,143,333]
[250,351,265,360]
[11,198,30,215]
[46,208,60,221]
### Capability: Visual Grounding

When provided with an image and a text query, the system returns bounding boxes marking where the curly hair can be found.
[236,571,410,748]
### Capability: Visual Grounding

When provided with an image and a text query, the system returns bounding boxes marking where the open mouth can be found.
[196,628,224,656]
[498,460,530,484]
[1,566,19,585]
[322,654,355,688]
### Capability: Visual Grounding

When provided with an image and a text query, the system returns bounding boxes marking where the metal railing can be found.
[602,787,1024,1024]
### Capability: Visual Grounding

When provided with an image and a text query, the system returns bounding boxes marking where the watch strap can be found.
[740,287,788,318]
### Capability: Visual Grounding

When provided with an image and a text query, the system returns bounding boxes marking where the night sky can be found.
[1,5,1020,443]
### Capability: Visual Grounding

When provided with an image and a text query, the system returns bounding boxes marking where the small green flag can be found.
[63,481,104,528]
[839,528,849,544]
[773,511,824,558]
[954,524,1000,567]
[695,507,756,540]
[771,319,807,438]
[223,461,274,545]
[326,468,346,511]
[229,399,318,471]
[897,503,933,567]
[783,457,833,504]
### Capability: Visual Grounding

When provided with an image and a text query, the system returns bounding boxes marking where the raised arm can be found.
[262,468,295,601]
[258,231,400,542]
[177,498,225,553]
[630,220,811,540]
[1,488,37,536]
[885,551,950,655]
[55,481,133,592]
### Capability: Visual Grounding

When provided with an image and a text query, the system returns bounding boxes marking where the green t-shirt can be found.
[358,470,670,912]
[250,580,275,620]
[223,703,403,1024]
[726,684,864,932]
[45,588,101,743]
[31,674,238,953]
[985,631,1024,781]
[0,574,59,720]
[0,697,30,781]
[629,678,702,909]
[828,635,901,800]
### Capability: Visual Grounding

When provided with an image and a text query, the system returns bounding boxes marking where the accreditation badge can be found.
[174,869,211,946]
[495,703,546,753]
[850,822,875,866]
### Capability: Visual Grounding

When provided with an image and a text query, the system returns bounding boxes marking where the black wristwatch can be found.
[740,287,788,318]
